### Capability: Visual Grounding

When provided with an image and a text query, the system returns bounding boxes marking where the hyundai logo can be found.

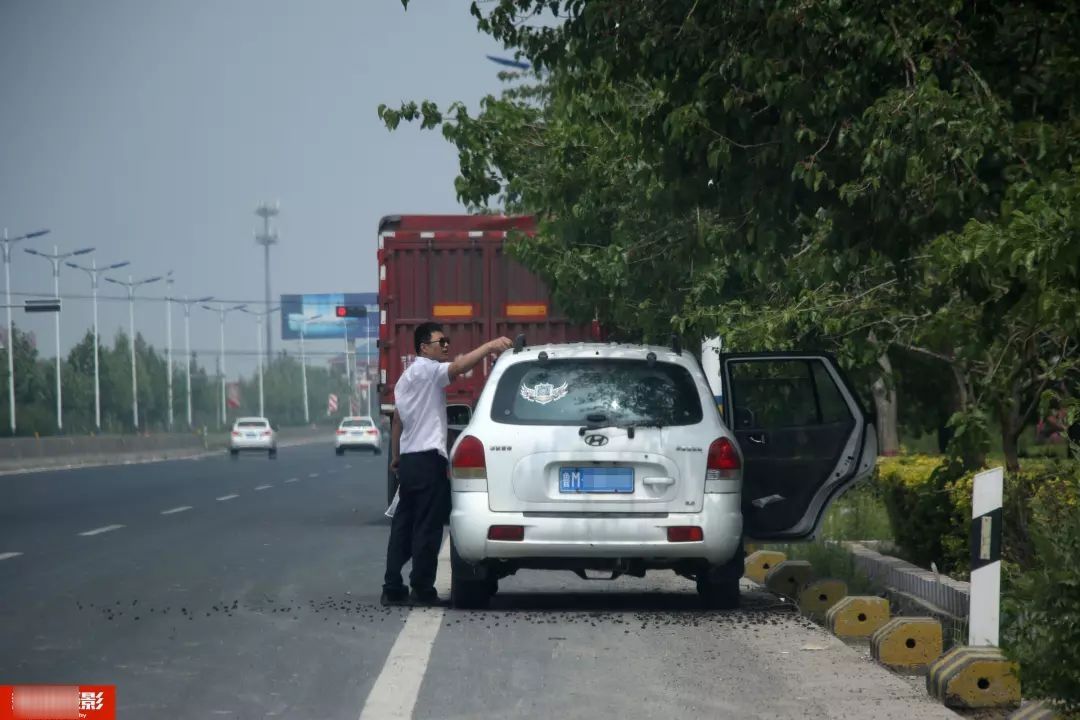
[583,434,609,447]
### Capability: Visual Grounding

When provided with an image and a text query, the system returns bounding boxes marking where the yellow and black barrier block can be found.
[763,559,813,598]
[870,617,943,672]
[926,645,1020,710]
[1007,701,1060,719]
[797,578,847,623]
[825,595,890,639]
[744,550,786,584]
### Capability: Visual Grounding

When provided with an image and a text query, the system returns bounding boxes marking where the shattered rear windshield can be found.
[491,359,703,427]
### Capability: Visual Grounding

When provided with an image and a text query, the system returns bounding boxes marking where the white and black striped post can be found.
[969,466,1004,647]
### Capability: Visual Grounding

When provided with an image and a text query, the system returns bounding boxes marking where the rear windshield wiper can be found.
[578,417,664,440]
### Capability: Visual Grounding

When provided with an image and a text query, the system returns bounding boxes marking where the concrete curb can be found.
[0,432,333,477]
[843,542,970,619]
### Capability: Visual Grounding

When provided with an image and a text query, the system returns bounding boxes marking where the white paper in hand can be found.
[385,488,400,519]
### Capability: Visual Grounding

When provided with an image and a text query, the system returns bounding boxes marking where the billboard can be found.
[280,293,378,350]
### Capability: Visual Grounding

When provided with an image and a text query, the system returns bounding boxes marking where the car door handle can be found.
[642,477,676,487]
[747,433,767,445]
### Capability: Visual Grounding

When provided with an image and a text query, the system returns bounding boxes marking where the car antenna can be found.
[513,333,526,354]
[670,334,682,355]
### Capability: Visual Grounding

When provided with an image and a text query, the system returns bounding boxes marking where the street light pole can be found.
[106,273,162,430]
[299,314,321,425]
[2,227,50,434]
[177,295,213,428]
[202,302,246,428]
[67,258,129,431]
[165,272,174,430]
[26,245,95,432]
[241,306,279,418]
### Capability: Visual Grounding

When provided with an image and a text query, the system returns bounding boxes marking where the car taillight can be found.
[451,435,486,479]
[261,431,271,436]
[667,526,704,542]
[231,431,240,437]
[336,430,346,435]
[706,437,740,481]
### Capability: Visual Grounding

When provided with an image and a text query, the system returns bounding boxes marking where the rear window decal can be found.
[520,381,569,405]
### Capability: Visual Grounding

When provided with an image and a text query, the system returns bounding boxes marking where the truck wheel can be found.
[450,539,491,610]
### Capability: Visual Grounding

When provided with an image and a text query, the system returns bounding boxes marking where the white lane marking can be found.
[0,552,23,561]
[254,485,272,491]
[161,506,193,515]
[308,472,319,478]
[358,537,450,720]
[217,494,240,501]
[78,524,124,537]
[344,464,352,469]
[284,478,299,484]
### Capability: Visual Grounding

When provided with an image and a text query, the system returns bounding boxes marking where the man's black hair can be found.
[414,322,444,355]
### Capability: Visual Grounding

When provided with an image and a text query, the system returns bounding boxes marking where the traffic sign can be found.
[25,299,61,313]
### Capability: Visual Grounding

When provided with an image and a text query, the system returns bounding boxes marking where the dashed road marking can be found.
[254,485,272,491]
[217,494,239,501]
[161,506,193,515]
[78,525,124,537]
[308,472,319,478]
[284,478,299,484]
[0,552,23,561]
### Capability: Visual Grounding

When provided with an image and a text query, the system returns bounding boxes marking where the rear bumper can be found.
[450,492,742,566]
[335,436,380,449]
[230,437,275,450]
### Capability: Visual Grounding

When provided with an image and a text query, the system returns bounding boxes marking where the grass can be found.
[761,481,896,597]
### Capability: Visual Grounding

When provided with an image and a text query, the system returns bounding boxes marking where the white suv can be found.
[447,340,877,609]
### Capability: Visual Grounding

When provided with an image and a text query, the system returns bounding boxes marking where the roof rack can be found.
[513,334,526,353]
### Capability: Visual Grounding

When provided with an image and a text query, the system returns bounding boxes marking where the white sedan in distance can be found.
[335,416,382,455]
[229,417,277,459]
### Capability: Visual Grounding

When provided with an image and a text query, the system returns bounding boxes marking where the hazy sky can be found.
[0,0,505,377]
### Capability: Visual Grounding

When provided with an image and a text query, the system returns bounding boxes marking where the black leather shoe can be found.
[380,588,409,607]
[409,589,447,607]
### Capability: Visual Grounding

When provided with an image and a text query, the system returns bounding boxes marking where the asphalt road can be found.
[0,442,960,719]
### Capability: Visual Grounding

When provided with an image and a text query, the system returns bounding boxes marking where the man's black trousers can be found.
[383,449,449,593]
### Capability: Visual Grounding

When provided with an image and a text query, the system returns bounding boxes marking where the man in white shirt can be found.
[381,322,513,606]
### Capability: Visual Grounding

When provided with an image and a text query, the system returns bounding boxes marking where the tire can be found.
[697,546,744,610]
[697,574,740,610]
[229,449,239,459]
[450,538,492,610]
[335,447,345,456]
[374,447,382,456]
[268,448,277,459]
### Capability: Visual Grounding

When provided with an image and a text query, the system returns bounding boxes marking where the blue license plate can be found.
[559,467,634,494]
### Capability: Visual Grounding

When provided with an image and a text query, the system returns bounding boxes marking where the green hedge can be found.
[875,454,1080,711]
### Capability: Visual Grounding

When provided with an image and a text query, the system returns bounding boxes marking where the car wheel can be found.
[335,447,345,456]
[229,449,239,458]
[374,447,382,456]
[697,549,744,610]
[450,539,492,610]
[268,448,277,459]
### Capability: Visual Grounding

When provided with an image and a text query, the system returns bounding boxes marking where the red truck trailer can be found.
[377,213,595,501]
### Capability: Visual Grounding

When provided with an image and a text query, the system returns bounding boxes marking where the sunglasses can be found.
[424,337,450,348]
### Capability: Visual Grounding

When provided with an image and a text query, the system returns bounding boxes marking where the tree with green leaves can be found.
[383,0,1080,470]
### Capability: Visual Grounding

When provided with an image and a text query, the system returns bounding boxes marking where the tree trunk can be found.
[872,351,900,456]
